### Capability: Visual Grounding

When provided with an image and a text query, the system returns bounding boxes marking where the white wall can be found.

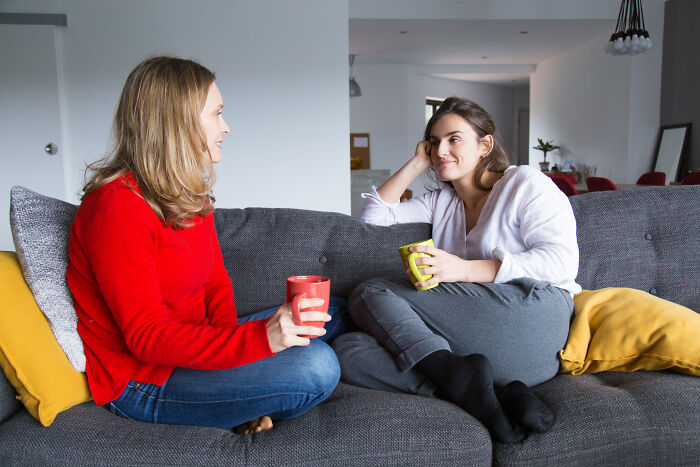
[1,0,350,215]
[529,36,631,179]
[349,64,516,196]
[529,2,664,183]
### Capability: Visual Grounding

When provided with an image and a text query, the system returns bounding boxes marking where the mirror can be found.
[653,123,691,183]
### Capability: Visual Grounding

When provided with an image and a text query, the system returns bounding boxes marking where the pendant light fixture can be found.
[605,0,652,56]
[349,54,362,97]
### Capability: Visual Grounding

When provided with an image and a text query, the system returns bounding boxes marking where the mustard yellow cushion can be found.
[0,251,91,426]
[559,287,700,376]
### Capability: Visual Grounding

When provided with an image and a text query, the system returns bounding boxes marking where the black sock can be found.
[416,350,526,444]
[496,380,554,433]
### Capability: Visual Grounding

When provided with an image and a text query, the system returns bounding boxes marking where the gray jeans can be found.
[332,276,574,395]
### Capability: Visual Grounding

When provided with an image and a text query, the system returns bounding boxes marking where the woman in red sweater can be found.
[66,56,347,433]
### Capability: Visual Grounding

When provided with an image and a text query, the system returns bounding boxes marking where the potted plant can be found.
[533,138,561,171]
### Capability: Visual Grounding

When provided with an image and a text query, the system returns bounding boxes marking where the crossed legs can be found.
[332,276,573,443]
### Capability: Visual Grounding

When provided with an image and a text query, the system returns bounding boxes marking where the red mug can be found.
[286,275,331,338]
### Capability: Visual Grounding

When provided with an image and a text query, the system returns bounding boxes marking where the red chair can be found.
[550,175,578,196]
[681,172,700,185]
[547,172,578,186]
[636,172,666,185]
[586,177,618,192]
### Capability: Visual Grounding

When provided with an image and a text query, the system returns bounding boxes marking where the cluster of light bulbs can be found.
[605,30,653,56]
[604,0,652,56]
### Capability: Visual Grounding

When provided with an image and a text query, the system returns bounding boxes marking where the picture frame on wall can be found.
[350,133,370,170]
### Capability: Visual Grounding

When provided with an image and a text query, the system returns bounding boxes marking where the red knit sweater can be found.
[66,175,273,406]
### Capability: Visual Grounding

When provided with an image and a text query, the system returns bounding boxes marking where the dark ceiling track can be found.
[0,13,67,26]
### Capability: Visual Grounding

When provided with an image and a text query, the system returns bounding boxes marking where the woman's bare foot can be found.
[233,416,274,435]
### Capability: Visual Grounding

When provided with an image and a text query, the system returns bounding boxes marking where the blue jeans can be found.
[108,297,351,428]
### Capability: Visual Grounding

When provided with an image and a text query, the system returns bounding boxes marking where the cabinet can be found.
[350,169,390,217]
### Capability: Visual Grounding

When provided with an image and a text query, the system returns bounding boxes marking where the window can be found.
[425,98,443,124]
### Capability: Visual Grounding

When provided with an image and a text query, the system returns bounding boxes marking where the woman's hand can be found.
[412,141,432,172]
[376,141,433,203]
[265,298,330,353]
[407,244,502,287]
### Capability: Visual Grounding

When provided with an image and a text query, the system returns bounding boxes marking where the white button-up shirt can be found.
[359,165,582,295]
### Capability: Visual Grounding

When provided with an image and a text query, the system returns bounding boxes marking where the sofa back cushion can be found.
[214,208,432,317]
[215,186,700,316]
[570,185,700,312]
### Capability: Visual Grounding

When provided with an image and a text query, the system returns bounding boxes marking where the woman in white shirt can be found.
[333,97,580,444]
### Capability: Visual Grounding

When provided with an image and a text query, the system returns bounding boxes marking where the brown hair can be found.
[424,97,510,190]
[83,56,216,229]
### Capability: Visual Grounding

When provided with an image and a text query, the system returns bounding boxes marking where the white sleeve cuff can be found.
[361,186,400,207]
[358,186,399,225]
[492,247,513,283]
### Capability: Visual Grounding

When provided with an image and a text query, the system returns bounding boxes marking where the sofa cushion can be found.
[560,288,700,376]
[569,185,700,312]
[0,383,492,466]
[214,208,432,317]
[9,186,85,372]
[0,252,92,426]
[0,368,21,424]
[493,372,700,466]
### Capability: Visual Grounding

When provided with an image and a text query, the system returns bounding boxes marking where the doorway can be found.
[517,107,530,166]
[0,24,65,250]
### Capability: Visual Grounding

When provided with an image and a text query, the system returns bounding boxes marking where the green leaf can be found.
[532,138,560,152]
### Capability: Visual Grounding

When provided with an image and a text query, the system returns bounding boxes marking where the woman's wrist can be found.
[410,153,431,173]
[462,259,501,283]
[377,156,427,202]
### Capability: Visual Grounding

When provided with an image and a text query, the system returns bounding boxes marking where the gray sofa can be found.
[1,185,699,466]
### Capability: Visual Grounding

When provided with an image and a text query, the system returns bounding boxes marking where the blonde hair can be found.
[424,97,510,191]
[83,56,216,229]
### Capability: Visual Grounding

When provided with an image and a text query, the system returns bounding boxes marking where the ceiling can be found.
[349,8,619,87]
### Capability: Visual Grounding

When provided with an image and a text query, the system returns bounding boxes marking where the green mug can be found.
[397,239,439,291]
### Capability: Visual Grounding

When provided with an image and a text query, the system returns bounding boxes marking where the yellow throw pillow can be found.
[0,251,91,426]
[559,287,700,376]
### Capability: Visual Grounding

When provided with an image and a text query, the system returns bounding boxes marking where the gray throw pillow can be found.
[9,186,85,372]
